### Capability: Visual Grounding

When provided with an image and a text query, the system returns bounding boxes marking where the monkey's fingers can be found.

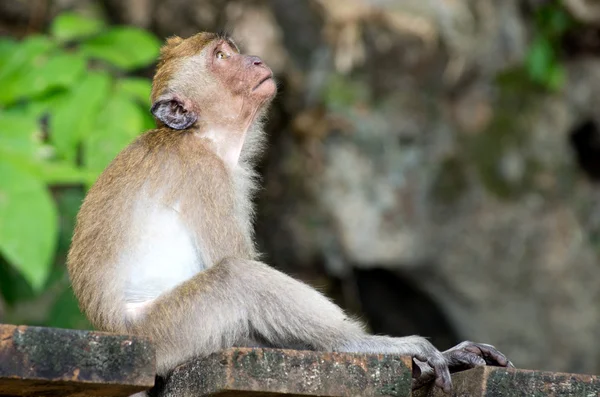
[411,358,423,378]
[411,356,451,394]
[463,343,512,367]
[445,350,486,371]
[411,366,435,390]
[430,357,452,394]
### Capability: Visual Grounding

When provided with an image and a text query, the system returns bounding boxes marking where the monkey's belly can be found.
[123,200,203,315]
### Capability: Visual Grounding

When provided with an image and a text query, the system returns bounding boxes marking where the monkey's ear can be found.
[151,96,198,130]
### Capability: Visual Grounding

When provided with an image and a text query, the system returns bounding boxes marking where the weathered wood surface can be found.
[414,366,600,397]
[3,323,599,397]
[149,347,413,397]
[0,324,155,397]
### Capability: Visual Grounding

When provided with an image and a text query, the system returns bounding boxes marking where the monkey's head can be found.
[150,32,276,131]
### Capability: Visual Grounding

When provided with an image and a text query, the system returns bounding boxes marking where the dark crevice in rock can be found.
[353,268,460,351]
[569,120,600,181]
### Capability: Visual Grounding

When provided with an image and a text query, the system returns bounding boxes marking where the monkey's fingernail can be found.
[473,356,486,366]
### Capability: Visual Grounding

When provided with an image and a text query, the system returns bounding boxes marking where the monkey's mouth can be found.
[253,75,273,91]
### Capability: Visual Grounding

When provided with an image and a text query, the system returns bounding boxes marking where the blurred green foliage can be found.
[0,12,160,328]
[525,1,575,91]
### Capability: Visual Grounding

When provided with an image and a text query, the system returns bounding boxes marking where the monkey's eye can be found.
[216,51,229,60]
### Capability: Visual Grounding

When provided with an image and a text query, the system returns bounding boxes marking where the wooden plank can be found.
[413,366,600,397]
[149,348,412,397]
[0,324,155,397]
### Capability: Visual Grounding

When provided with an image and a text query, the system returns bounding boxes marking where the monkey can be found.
[67,32,512,394]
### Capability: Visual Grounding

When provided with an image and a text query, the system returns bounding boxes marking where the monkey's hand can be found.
[410,353,452,394]
[412,341,514,391]
[396,338,452,394]
[444,341,514,371]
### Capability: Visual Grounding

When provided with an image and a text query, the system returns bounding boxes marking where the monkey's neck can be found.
[193,124,250,169]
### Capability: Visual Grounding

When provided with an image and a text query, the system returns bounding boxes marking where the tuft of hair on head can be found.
[156,35,184,68]
[165,35,184,48]
[215,30,231,40]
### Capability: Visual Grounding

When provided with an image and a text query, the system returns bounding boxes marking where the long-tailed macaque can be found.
[67,33,512,393]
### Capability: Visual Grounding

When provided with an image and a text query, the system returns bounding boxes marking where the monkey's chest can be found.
[123,200,203,305]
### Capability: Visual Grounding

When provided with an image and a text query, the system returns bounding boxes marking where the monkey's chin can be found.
[253,77,277,98]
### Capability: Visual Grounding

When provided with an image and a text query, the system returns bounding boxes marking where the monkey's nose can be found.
[247,56,263,67]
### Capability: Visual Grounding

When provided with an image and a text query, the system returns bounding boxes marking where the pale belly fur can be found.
[122,196,204,319]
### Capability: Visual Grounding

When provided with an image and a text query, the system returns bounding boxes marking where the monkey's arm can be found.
[133,258,451,391]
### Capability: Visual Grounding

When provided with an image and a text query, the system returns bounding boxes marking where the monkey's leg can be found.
[227,259,451,391]
[132,258,451,391]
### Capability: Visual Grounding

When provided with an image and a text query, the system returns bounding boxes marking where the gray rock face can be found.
[255,0,600,375]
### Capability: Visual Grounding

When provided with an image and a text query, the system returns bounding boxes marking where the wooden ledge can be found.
[414,365,600,397]
[0,324,155,397]
[149,347,413,397]
[4,324,598,397]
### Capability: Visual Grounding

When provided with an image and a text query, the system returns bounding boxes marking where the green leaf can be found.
[21,53,86,99]
[0,151,91,185]
[141,106,156,131]
[537,4,573,37]
[50,71,112,161]
[546,63,566,91]
[0,36,54,80]
[526,36,554,84]
[84,94,144,174]
[50,12,105,42]
[0,161,58,291]
[116,77,152,106]
[54,188,85,255]
[0,36,56,105]
[3,52,87,102]
[37,162,93,184]
[47,286,91,329]
[81,27,160,70]
[0,256,36,304]
[115,78,155,131]
[0,38,18,70]
[0,49,85,105]
[547,8,572,35]
[0,113,42,157]
[20,89,71,118]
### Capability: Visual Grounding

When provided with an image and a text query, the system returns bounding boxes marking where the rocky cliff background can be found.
[1,0,599,375]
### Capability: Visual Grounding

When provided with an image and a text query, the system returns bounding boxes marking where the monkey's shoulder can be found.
[102,128,193,172]
[91,128,229,197]
[135,127,179,148]
[131,128,218,160]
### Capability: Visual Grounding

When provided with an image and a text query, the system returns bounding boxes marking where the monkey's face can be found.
[151,33,276,131]
[208,39,277,106]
